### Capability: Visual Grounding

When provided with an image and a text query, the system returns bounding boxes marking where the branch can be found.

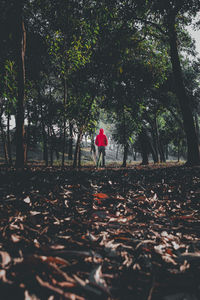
[135,17,167,36]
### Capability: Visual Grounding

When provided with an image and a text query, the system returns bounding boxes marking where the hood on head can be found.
[99,128,104,134]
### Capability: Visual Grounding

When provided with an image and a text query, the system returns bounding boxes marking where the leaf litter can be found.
[0,164,200,299]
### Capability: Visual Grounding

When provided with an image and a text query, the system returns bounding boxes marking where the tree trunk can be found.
[146,114,159,163]
[7,113,13,166]
[68,122,73,160]
[121,106,128,167]
[26,104,31,163]
[150,119,159,163]
[165,144,169,160]
[0,118,9,165]
[139,129,149,165]
[51,126,59,161]
[15,3,26,169]
[90,134,96,154]
[78,145,82,168]
[154,115,165,163]
[62,78,67,167]
[40,102,48,166]
[49,126,53,167]
[177,139,180,162]
[159,141,166,163]
[148,138,158,163]
[168,17,200,165]
[73,132,82,168]
[122,143,128,167]
[133,149,137,161]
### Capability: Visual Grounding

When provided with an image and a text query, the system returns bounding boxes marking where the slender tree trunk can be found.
[144,112,159,163]
[165,145,169,160]
[26,104,31,162]
[68,122,73,160]
[159,141,166,163]
[62,78,67,167]
[121,106,128,167]
[154,115,164,162]
[90,134,96,154]
[149,128,159,163]
[139,129,149,165]
[0,118,9,165]
[73,132,82,168]
[109,139,111,150]
[78,145,82,168]
[84,135,87,147]
[49,126,53,167]
[148,138,158,163]
[122,143,129,167]
[133,149,137,161]
[7,113,13,166]
[177,140,180,162]
[40,102,48,166]
[15,3,26,169]
[150,117,159,163]
[153,113,165,162]
[51,126,59,160]
[168,17,200,165]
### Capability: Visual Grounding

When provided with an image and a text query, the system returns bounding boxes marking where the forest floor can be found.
[0,163,200,300]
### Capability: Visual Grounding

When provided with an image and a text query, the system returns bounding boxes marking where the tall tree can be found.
[140,0,200,165]
[12,0,26,168]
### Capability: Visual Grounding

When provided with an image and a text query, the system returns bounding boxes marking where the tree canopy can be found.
[0,0,200,167]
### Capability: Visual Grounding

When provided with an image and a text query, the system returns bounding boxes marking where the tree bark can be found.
[15,2,26,169]
[73,132,82,168]
[165,144,169,160]
[26,103,31,163]
[62,78,67,167]
[149,140,158,163]
[168,17,200,165]
[78,145,82,168]
[49,126,53,167]
[40,102,48,166]
[139,128,149,165]
[7,113,13,166]
[90,134,96,154]
[144,112,159,163]
[159,140,166,163]
[122,143,128,167]
[68,122,73,160]
[0,118,9,165]
[177,139,180,162]
[122,107,128,167]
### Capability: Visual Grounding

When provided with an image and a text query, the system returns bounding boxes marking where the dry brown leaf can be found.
[0,251,11,268]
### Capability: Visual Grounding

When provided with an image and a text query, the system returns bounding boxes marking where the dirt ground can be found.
[0,163,199,299]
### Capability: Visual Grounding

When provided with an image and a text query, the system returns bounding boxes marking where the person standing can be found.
[95,128,108,167]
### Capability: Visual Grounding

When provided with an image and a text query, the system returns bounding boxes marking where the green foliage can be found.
[1,0,200,165]
[2,60,17,115]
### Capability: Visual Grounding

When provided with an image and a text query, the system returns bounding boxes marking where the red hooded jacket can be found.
[95,129,108,147]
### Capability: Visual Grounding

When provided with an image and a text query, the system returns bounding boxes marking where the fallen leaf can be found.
[93,193,109,199]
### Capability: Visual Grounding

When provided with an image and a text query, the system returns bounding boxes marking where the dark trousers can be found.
[97,146,105,167]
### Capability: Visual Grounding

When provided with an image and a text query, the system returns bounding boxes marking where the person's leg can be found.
[99,148,103,166]
[102,147,105,167]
